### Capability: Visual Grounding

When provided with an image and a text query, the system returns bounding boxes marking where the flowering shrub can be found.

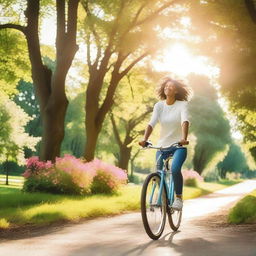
[22,155,127,195]
[182,169,204,187]
[90,159,127,194]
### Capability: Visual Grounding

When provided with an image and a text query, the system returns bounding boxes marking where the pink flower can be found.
[182,169,204,182]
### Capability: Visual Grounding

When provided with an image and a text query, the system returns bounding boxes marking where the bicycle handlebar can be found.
[141,141,183,151]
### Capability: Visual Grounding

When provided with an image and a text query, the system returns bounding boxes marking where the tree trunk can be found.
[4,161,9,186]
[84,128,100,161]
[41,93,68,161]
[118,146,132,171]
[24,0,79,161]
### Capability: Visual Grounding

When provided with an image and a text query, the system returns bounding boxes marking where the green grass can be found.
[0,180,240,229]
[228,190,256,224]
[0,174,24,180]
[183,181,230,199]
[0,174,24,188]
[0,185,142,228]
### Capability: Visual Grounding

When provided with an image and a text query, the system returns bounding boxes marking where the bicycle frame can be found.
[150,157,175,207]
[144,142,182,208]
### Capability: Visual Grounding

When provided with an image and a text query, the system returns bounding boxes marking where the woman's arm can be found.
[180,121,189,145]
[139,125,153,147]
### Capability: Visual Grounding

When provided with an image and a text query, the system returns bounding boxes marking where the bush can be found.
[90,159,127,194]
[203,169,220,182]
[128,174,143,184]
[22,155,127,195]
[182,169,203,187]
[184,178,198,187]
[228,191,256,224]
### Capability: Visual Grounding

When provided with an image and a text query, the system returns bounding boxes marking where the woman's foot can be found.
[172,197,183,210]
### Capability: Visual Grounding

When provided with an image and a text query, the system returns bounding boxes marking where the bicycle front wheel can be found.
[141,173,167,240]
[168,207,182,231]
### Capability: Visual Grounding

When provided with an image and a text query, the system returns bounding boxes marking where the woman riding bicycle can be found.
[139,77,192,210]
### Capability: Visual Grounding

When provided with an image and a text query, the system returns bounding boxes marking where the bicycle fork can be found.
[149,170,175,207]
[149,171,165,207]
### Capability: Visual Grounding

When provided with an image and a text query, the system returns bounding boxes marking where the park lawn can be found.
[228,189,256,224]
[0,174,24,181]
[0,180,238,229]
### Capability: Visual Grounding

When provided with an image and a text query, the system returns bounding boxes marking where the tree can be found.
[13,80,42,157]
[80,0,185,160]
[0,29,31,95]
[188,74,232,174]
[187,0,256,161]
[0,92,39,184]
[217,142,249,179]
[61,92,86,158]
[109,69,155,170]
[0,0,80,161]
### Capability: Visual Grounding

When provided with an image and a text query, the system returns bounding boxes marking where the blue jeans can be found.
[156,147,187,195]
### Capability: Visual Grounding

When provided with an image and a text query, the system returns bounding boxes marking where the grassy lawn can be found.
[0,174,24,187]
[0,174,24,180]
[228,189,256,224]
[0,179,240,229]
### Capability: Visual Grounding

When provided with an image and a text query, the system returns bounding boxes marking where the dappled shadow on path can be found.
[68,219,256,256]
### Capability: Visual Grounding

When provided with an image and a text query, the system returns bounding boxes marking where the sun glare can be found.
[152,43,219,78]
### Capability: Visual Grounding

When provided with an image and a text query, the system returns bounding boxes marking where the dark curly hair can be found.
[157,77,192,101]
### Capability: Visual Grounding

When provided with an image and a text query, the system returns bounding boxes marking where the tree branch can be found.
[82,0,102,51]
[119,52,149,78]
[0,23,26,35]
[110,113,123,147]
[245,0,256,23]
[92,42,102,71]
[108,0,126,44]
[119,1,148,39]
[120,0,182,41]
[86,33,92,69]
[56,0,66,50]
[131,148,140,162]
[134,0,182,28]
[130,108,152,128]
[67,0,80,39]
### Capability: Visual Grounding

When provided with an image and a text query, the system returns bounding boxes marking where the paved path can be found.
[0,180,256,256]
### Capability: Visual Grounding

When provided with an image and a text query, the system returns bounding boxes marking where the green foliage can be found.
[203,169,220,182]
[0,30,30,95]
[187,0,256,160]
[82,0,179,54]
[217,142,250,178]
[0,92,40,165]
[97,68,156,168]
[128,174,143,184]
[184,178,198,187]
[228,190,256,224]
[13,80,42,157]
[23,170,83,195]
[0,161,25,176]
[61,92,85,157]
[91,170,117,194]
[188,74,232,174]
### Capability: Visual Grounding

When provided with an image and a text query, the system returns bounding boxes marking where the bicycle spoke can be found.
[141,173,166,239]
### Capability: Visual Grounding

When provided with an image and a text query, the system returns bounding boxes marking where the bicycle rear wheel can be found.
[141,173,167,240]
[168,206,182,231]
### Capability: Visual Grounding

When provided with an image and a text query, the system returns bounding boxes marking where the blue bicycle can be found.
[141,142,183,240]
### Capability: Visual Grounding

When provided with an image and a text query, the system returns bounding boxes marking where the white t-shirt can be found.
[148,100,190,147]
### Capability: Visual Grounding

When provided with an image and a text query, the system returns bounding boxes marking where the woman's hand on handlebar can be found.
[139,140,148,148]
[179,139,189,145]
